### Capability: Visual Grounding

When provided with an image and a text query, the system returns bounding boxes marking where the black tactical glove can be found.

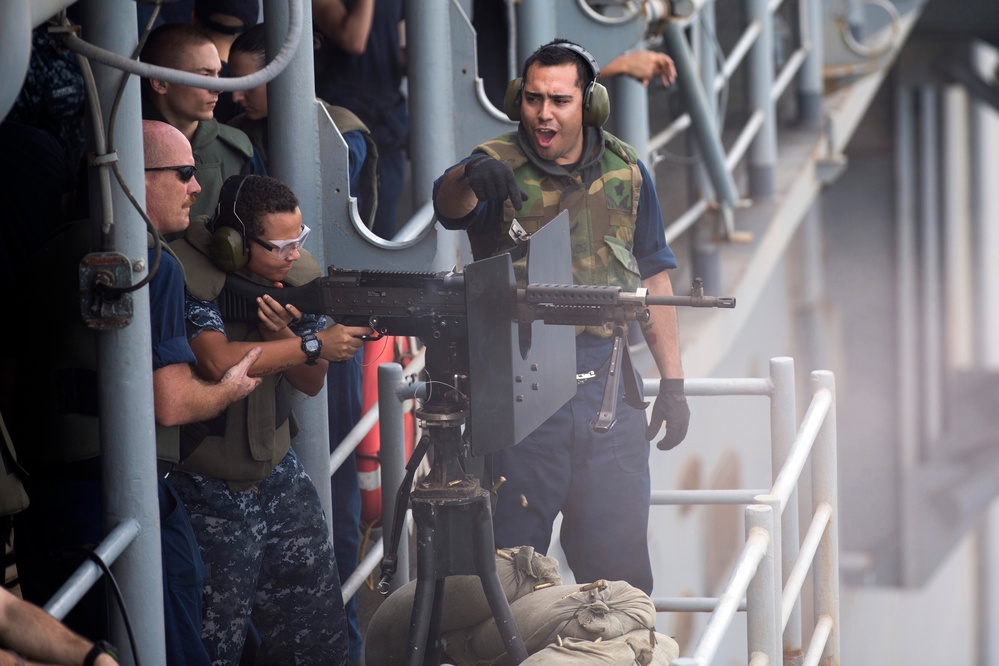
[462,154,528,210]
[646,378,690,451]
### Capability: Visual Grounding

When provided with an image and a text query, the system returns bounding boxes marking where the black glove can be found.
[646,378,690,451]
[462,154,528,210]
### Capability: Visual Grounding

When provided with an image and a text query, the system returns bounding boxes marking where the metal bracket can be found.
[79,252,133,330]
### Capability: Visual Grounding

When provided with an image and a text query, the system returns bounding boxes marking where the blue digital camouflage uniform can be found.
[169,294,348,666]
[167,450,346,666]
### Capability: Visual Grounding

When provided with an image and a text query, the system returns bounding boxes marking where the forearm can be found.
[641,272,683,380]
[0,596,114,665]
[191,332,308,381]
[313,0,374,53]
[433,163,480,220]
[154,364,239,426]
[259,324,328,396]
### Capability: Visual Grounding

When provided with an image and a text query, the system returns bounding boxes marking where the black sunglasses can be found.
[144,165,198,183]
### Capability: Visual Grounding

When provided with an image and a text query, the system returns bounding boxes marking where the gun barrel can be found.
[646,294,737,308]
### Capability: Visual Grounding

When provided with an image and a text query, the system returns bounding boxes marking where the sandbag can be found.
[366,546,562,666]
[444,580,657,666]
[519,630,680,666]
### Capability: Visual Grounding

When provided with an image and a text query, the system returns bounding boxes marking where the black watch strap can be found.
[301,332,321,365]
[83,640,118,666]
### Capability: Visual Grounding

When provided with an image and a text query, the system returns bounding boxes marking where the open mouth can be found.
[536,128,556,148]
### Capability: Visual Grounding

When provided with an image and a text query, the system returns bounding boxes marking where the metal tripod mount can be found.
[394,339,530,665]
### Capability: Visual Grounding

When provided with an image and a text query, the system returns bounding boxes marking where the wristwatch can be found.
[301,332,322,365]
[83,640,118,665]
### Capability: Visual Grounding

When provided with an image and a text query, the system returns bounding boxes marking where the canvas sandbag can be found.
[444,579,656,666]
[519,630,680,666]
[365,546,562,666]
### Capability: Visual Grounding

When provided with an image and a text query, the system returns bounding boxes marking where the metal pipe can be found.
[44,519,141,620]
[330,406,378,476]
[665,198,710,245]
[662,21,741,210]
[801,615,833,666]
[62,0,302,92]
[649,114,692,154]
[408,0,461,272]
[770,358,802,662]
[810,371,841,666]
[772,47,808,101]
[770,388,832,511]
[726,109,765,172]
[919,86,943,449]
[942,85,974,368]
[378,363,411,592]
[688,528,771,664]
[267,0,334,535]
[797,0,823,126]
[392,201,437,244]
[653,596,747,613]
[750,496,782,664]
[610,73,653,173]
[782,502,832,630]
[516,0,557,63]
[330,346,426,477]
[717,20,763,92]
[342,536,383,602]
[0,0,32,123]
[745,0,777,198]
[895,82,919,470]
[644,376,774,397]
[651,489,770,505]
[82,1,166,662]
[691,1,721,294]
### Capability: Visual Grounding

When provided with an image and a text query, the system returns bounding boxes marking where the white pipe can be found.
[0,0,32,121]
[61,0,303,93]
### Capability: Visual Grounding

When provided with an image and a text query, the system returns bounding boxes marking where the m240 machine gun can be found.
[223,211,734,665]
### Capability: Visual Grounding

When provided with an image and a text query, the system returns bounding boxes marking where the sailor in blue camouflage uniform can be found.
[169,175,371,665]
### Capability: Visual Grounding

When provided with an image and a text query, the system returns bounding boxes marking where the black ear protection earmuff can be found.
[209,175,251,273]
[504,42,610,128]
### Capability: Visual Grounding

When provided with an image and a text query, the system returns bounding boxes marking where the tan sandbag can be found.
[365,547,562,666]
[519,630,680,666]
[444,580,657,666]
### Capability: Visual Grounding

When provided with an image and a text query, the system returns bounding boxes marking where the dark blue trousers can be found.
[491,336,654,594]
[327,352,364,661]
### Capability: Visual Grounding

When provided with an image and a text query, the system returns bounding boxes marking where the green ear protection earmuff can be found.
[504,42,610,128]
[209,175,251,273]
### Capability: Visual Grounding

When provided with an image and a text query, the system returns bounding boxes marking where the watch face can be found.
[305,339,320,353]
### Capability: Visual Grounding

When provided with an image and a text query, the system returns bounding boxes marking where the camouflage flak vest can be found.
[474,131,643,338]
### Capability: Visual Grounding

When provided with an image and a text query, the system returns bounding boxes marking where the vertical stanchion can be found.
[770,358,803,665]
[378,362,410,592]
[797,0,824,126]
[746,0,777,198]
[83,1,166,662]
[746,504,778,665]
[810,372,840,666]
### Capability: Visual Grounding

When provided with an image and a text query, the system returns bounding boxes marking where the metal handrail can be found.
[653,359,840,666]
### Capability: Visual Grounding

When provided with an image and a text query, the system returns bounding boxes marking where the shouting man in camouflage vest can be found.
[432,39,689,595]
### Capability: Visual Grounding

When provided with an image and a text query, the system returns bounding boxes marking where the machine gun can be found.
[227,268,733,435]
[223,212,735,665]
